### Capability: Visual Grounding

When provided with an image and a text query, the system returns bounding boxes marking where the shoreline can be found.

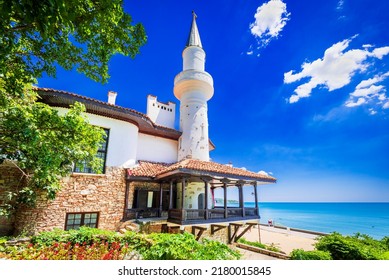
[241,224,321,256]
[260,223,328,236]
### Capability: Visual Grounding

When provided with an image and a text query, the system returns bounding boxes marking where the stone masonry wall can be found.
[13,167,126,235]
[0,162,24,236]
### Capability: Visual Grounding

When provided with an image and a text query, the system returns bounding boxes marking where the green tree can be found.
[0,0,146,215]
[0,0,146,99]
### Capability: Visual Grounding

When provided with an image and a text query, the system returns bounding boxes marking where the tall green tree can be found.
[0,0,147,215]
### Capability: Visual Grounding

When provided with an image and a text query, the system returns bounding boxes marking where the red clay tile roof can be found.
[127,159,276,182]
[35,87,182,140]
[127,161,171,177]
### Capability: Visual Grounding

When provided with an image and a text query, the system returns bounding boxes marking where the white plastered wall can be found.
[54,107,139,168]
[176,182,213,209]
[146,95,176,129]
[136,133,178,163]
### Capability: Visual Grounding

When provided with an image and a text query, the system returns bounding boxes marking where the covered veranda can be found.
[124,159,276,225]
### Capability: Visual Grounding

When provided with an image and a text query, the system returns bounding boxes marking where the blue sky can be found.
[38,0,389,202]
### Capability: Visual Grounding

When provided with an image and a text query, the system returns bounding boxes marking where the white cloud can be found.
[351,85,385,97]
[345,72,389,110]
[363,44,374,49]
[336,0,345,10]
[345,97,366,107]
[258,170,269,176]
[249,0,290,48]
[284,36,389,104]
[372,47,389,59]
[336,0,346,20]
[355,73,389,89]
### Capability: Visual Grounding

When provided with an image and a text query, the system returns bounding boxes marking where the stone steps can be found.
[117,220,140,234]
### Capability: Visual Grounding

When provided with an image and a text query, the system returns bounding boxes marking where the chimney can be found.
[108,91,117,105]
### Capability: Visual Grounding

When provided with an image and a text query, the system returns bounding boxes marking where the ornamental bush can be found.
[290,249,332,260]
[237,237,283,253]
[4,241,130,260]
[3,228,241,260]
[315,232,389,260]
[31,227,118,246]
[138,232,241,260]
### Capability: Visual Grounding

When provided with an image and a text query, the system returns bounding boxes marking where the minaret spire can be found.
[186,11,202,48]
[174,12,214,161]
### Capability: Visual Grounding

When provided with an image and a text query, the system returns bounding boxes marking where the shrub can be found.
[4,241,131,260]
[315,232,386,260]
[290,249,332,260]
[139,232,240,260]
[31,227,119,246]
[65,227,119,245]
[380,236,389,250]
[30,228,68,246]
[237,237,266,249]
[379,251,389,260]
[5,228,240,260]
[237,237,283,253]
[196,238,241,260]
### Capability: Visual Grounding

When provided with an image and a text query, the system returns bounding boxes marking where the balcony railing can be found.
[244,207,258,217]
[168,209,183,220]
[124,208,160,220]
[186,209,206,220]
[208,209,225,219]
[167,207,259,223]
[123,207,259,222]
[227,208,243,217]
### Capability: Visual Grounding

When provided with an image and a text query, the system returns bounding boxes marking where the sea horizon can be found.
[242,202,389,240]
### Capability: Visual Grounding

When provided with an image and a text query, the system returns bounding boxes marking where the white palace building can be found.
[0,13,276,240]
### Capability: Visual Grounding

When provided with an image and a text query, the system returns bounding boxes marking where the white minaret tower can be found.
[174,12,214,161]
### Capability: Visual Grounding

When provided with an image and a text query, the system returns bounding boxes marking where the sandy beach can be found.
[237,224,321,259]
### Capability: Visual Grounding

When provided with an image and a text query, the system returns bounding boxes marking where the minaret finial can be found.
[186,11,202,48]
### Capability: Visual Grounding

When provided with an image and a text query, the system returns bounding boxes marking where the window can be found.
[74,128,109,174]
[133,190,159,208]
[65,212,99,230]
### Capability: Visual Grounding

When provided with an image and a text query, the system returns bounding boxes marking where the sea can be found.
[244,202,389,240]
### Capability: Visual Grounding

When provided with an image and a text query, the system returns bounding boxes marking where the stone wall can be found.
[13,167,126,235]
[0,162,24,236]
[183,224,229,244]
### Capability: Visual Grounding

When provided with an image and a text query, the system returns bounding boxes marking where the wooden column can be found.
[223,182,228,218]
[202,178,209,220]
[181,178,186,221]
[253,182,259,216]
[169,180,173,210]
[158,183,163,217]
[181,178,186,210]
[238,182,245,217]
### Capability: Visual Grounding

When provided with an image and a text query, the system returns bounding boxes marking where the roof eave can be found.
[156,168,276,183]
[36,88,182,140]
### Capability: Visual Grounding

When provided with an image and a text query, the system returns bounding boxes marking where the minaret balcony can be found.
[174,70,214,101]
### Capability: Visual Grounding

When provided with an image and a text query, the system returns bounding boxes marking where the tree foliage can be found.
[0,0,146,215]
[0,0,146,99]
[289,233,389,260]
[315,232,389,260]
[289,249,332,260]
[1,90,105,213]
